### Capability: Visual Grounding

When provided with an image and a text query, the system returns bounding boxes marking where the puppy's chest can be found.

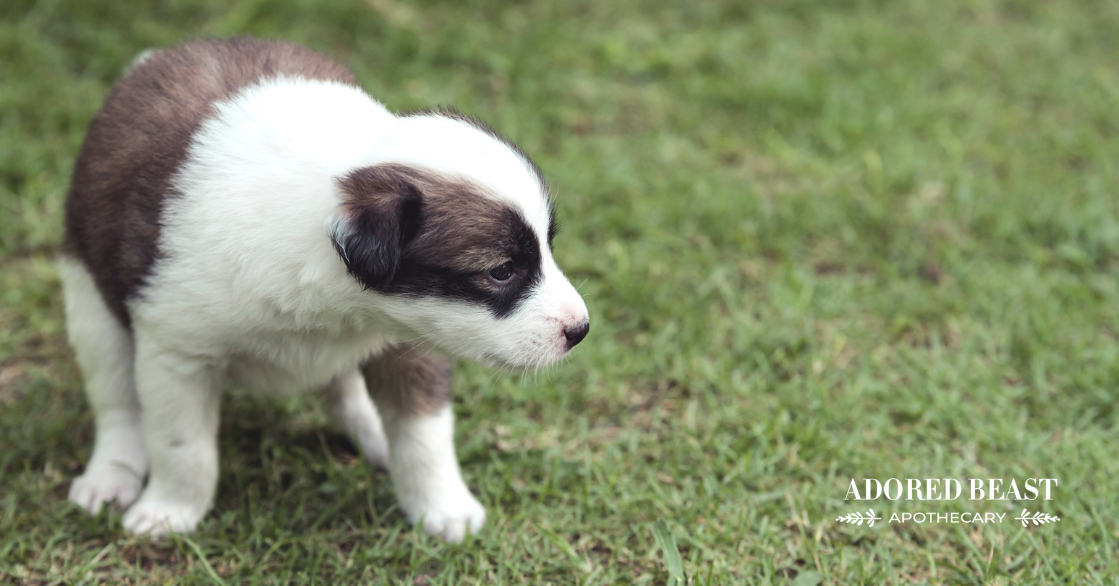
[225,328,392,395]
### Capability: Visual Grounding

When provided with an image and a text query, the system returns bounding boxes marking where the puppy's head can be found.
[329,110,589,368]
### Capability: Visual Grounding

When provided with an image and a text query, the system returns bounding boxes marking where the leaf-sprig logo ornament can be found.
[1015,509,1060,527]
[835,509,881,527]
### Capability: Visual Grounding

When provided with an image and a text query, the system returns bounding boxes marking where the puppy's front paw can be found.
[122,495,205,536]
[403,486,486,543]
[68,466,144,514]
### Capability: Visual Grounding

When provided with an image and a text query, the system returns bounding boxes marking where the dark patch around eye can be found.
[404,104,558,250]
[335,159,550,318]
[378,193,543,318]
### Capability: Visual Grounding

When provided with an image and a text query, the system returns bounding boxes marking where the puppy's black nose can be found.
[564,321,590,349]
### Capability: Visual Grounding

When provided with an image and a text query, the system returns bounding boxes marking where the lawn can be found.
[2,0,1119,583]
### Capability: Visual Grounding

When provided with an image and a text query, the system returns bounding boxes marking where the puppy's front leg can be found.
[362,345,485,543]
[122,335,222,535]
[322,368,389,468]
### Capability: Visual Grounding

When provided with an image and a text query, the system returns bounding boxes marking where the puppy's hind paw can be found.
[68,466,144,514]
[357,424,390,470]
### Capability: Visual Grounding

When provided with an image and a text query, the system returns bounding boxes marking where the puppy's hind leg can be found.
[59,257,148,513]
[362,345,485,543]
[321,368,389,469]
[122,335,223,536]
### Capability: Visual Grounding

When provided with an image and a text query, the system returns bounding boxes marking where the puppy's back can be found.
[64,38,357,327]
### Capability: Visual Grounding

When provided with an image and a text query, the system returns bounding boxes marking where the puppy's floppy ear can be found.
[331,165,424,290]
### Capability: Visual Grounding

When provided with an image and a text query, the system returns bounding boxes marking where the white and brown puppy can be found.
[59,38,589,543]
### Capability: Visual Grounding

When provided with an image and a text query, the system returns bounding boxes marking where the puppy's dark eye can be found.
[488,262,514,282]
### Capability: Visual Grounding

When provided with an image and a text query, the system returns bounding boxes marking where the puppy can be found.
[59,37,589,543]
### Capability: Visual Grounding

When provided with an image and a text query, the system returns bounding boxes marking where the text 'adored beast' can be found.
[844,478,1058,501]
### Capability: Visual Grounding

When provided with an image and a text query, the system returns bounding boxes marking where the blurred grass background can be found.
[2,0,1119,583]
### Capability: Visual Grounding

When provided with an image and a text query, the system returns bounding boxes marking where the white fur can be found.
[60,257,148,513]
[65,74,588,541]
[322,369,389,468]
[377,256,587,370]
[373,114,553,237]
[121,340,223,534]
[383,405,486,543]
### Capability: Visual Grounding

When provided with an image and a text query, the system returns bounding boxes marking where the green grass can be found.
[3,0,1119,583]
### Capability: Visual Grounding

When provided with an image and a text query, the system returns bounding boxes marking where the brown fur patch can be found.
[370,165,526,272]
[334,164,544,317]
[64,37,357,327]
[360,344,452,417]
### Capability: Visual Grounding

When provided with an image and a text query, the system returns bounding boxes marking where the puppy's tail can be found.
[124,49,158,75]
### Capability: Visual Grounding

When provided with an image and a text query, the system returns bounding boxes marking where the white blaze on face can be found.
[491,253,590,367]
[376,224,589,370]
[352,119,586,368]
